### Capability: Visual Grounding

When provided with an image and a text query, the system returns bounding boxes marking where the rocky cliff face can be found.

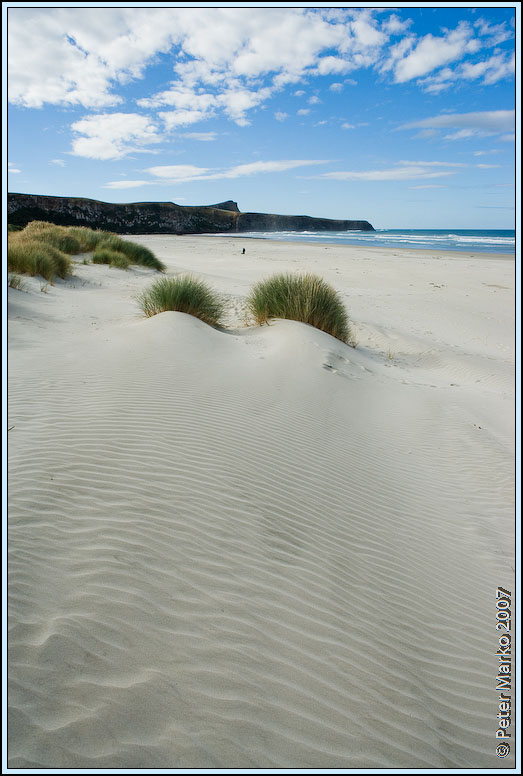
[8,193,374,233]
[237,212,373,232]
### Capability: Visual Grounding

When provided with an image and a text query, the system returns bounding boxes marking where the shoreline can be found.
[191,233,516,260]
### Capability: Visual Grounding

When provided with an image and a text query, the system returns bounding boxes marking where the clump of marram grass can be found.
[247,272,352,344]
[7,237,73,283]
[21,221,83,254]
[66,225,109,252]
[10,221,166,272]
[97,234,166,272]
[92,247,131,269]
[138,275,224,326]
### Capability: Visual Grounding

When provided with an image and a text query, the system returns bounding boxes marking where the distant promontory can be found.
[8,193,374,234]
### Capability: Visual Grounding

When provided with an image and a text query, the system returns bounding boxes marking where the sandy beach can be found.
[8,235,515,768]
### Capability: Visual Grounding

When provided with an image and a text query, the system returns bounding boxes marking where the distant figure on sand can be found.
[242,248,246,255]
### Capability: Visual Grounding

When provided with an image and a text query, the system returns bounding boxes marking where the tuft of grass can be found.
[92,247,131,269]
[7,237,72,283]
[10,221,166,272]
[8,274,27,291]
[138,275,224,326]
[97,234,166,272]
[247,272,352,344]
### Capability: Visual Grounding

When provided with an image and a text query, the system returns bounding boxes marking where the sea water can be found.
[216,229,515,255]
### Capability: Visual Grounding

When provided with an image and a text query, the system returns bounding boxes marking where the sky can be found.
[4,2,518,229]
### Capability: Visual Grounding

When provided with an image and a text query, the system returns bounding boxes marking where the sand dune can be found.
[8,237,515,768]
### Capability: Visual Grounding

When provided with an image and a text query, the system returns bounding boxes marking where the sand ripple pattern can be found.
[8,314,514,768]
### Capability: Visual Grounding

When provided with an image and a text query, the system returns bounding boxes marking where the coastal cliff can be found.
[7,193,374,234]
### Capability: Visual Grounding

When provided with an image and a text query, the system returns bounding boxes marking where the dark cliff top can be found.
[8,192,374,232]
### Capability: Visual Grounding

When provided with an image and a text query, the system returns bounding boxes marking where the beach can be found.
[8,235,515,768]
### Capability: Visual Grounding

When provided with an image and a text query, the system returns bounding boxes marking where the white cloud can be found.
[7,7,390,121]
[222,160,326,178]
[146,164,210,180]
[400,111,515,140]
[349,15,387,49]
[182,132,217,141]
[408,184,446,189]
[8,162,21,173]
[398,160,467,167]
[308,95,321,104]
[329,82,344,91]
[500,134,515,142]
[474,18,514,46]
[341,122,355,129]
[70,113,162,159]
[104,180,152,189]
[316,56,352,75]
[381,14,412,35]
[51,159,65,166]
[444,129,478,140]
[393,22,479,83]
[480,52,515,85]
[142,159,328,184]
[275,112,289,122]
[378,36,416,75]
[218,87,272,125]
[138,87,216,112]
[473,149,500,156]
[8,8,177,108]
[318,167,456,181]
[418,51,515,93]
[476,164,501,168]
[159,109,210,130]
[297,108,310,116]
[8,5,516,139]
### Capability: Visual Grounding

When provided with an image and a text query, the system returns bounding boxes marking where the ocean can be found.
[217,228,515,255]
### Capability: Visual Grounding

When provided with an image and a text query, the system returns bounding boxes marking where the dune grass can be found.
[66,225,109,252]
[7,237,73,283]
[21,221,84,254]
[138,275,224,326]
[99,235,165,271]
[8,221,166,276]
[247,272,352,344]
[92,247,131,269]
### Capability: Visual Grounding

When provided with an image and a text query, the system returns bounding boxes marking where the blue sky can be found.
[5,3,518,228]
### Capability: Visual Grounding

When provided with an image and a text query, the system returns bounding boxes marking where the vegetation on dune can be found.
[247,272,352,344]
[21,220,83,254]
[66,225,109,251]
[7,237,73,283]
[92,247,131,269]
[138,275,224,327]
[100,235,165,271]
[7,221,166,279]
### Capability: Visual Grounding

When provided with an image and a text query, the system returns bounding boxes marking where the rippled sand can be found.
[8,236,515,768]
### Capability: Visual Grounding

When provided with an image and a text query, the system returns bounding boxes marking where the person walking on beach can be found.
[242,247,246,255]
